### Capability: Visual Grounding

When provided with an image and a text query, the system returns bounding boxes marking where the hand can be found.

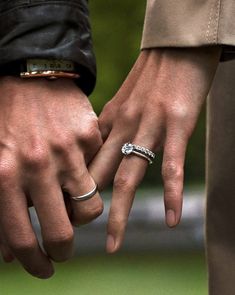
[89,48,221,253]
[0,77,103,278]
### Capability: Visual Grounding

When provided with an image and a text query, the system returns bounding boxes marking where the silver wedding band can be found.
[70,184,98,201]
[121,142,155,164]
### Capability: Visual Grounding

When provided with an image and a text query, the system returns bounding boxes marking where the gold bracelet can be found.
[20,70,80,80]
[20,59,80,80]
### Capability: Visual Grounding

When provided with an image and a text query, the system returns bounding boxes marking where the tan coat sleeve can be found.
[141,0,235,60]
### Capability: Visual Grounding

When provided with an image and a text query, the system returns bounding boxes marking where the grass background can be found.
[0,252,207,295]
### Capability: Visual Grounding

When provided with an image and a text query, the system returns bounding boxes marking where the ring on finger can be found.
[121,142,155,164]
[69,184,98,202]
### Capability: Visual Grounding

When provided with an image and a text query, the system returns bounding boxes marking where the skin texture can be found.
[0,77,104,278]
[89,47,222,253]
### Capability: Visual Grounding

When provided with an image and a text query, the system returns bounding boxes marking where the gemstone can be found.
[122,143,134,155]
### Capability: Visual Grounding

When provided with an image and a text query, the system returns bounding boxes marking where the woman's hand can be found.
[0,77,103,278]
[89,47,221,253]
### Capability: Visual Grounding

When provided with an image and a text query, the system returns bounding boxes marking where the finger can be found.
[107,152,149,253]
[0,244,14,263]
[0,231,14,262]
[98,112,113,142]
[0,184,53,278]
[29,172,74,262]
[89,132,125,190]
[89,120,139,190]
[162,127,188,228]
[106,113,164,253]
[62,154,103,226]
[76,118,103,165]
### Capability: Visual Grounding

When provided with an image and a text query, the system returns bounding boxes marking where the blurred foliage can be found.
[89,1,206,185]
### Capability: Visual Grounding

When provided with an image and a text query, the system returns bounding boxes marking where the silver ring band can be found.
[70,184,98,201]
[121,143,155,164]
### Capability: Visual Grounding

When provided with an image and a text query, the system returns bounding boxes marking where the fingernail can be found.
[106,235,115,253]
[166,209,176,227]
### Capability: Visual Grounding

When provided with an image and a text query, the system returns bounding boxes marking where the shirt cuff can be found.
[141,0,235,61]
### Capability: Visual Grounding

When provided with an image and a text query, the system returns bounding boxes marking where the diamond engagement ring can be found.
[70,184,98,201]
[121,143,155,164]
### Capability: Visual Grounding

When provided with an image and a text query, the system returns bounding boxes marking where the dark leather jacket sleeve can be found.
[0,0,96,96]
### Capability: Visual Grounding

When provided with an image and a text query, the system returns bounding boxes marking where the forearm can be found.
[0,0,96,95]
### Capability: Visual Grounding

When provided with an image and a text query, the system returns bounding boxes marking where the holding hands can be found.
[0,47,221,278]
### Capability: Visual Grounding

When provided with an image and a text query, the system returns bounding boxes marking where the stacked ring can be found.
[121,142,155,164]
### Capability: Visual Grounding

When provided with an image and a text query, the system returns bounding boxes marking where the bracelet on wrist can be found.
[20,70,80,80]
[20,59,80,80]
[0,59,80,80]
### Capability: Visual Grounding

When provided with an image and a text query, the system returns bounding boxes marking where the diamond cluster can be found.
[121,143,134,155]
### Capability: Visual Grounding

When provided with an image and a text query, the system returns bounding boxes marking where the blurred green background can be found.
[1,253,207,295]
[0,1,207,294]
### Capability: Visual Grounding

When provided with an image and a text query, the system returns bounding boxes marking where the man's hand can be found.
[0,77,103,278]
[89,47,221,253]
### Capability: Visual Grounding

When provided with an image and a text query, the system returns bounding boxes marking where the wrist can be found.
[140,47,222,93]
[142,46,222,65]
[0,76,86,100]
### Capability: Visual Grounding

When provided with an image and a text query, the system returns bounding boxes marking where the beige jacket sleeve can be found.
[141,0,235,60]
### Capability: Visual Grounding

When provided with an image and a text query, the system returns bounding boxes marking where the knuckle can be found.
[51,134,75,154]
[46,228,74,247]
[118,104,138,125]
[0,162,16,184]
[9,237,37,254]
[114,175,136,194]
[84,202,104,220]
[108,213,126,231]
[23,146,50,171]
[162,161,183,180]
[89,199,104,219]
[168,105,189,123]
[77,121,102,146]
[73,199,104,225]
